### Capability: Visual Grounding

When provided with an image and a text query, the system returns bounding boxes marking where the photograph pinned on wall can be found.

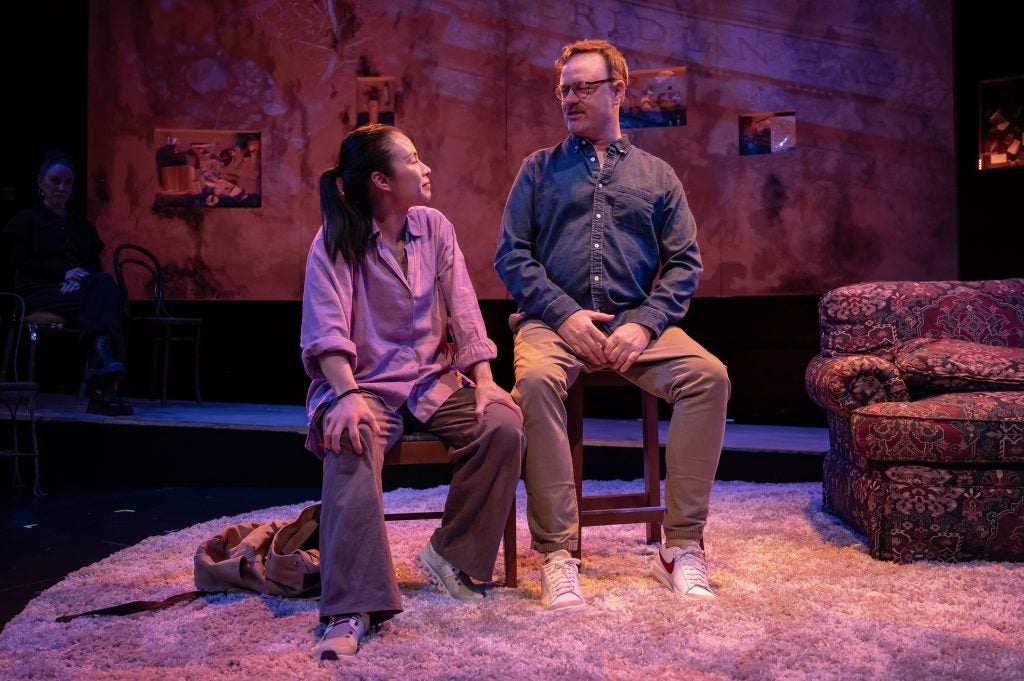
[357,76,396,126]
[154,129,261,208]
[979,76,1024,170]
[739,111,796,156]
[620,67,687,128]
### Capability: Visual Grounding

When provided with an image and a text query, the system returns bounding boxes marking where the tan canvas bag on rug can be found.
[56,503,322,623]
[194,502,321,597]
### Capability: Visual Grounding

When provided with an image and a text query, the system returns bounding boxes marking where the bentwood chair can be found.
[1,292,43,495]
[112,243,203,406]
[23,311,88,397]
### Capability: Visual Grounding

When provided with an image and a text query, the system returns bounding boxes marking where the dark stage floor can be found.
[1,393,829,628]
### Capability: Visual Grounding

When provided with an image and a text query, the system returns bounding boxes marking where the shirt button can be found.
[593,276,600,281]
[596,213,602,219]
[598,183,603,188]
[590,157,596,162]
[594,243,600,249]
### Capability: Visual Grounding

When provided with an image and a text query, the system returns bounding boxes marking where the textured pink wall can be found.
[87,0,955,300]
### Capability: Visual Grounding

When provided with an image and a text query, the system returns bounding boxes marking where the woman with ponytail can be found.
[300,124,524,660]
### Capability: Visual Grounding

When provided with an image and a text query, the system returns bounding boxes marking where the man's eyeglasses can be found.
[553,78,616,101]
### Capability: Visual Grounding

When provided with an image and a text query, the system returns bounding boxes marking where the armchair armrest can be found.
[805,354,910,418]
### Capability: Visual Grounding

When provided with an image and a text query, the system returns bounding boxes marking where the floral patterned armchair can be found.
[805,279,1024,562]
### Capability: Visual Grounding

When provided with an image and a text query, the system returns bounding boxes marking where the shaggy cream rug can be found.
[1,481,1022,681]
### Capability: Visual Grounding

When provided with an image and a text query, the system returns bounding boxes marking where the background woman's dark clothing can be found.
[3,203,124,346]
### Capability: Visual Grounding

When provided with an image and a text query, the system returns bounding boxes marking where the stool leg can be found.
[27,396,43,496]
[6,403,23,488]
[503,497,517,587]
[568,381,584,561]
[149,333,159,400]
[192,326,202,405]
[642,391,662,545]
[160,325,171,407]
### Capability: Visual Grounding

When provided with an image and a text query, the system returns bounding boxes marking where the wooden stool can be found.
[383,431,518,587]
[567,370,664,560]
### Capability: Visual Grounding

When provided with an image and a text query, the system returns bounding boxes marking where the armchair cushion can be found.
[895,338,1024,394]
[850,391,1024,467]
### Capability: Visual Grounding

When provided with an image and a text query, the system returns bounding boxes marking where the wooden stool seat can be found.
[383,432,517,587]
[567,370,664,560]
[24,311,66,325]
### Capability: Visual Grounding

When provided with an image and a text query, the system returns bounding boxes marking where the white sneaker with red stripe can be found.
[651,545,716,599]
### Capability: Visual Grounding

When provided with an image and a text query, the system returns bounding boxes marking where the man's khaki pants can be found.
[512,321,730,553]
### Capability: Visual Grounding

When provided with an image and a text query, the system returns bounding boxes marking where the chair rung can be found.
[383,511,444,521]
[0,449,37,457]
[580,506,665,527]
[580,493,654,510]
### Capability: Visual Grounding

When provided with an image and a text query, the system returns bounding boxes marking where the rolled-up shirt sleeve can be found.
[300,229,358,380]
[495,158,581,330]
[435,214,497,372]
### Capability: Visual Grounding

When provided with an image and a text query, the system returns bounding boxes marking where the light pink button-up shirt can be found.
[301,206,497,456]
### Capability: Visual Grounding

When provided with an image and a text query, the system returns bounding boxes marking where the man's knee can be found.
[671,355,730,404]
[514,363,567,402]
[704,356,730,392]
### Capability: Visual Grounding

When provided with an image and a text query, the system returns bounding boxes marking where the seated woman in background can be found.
[3,151,133,416]
[301,124,524,660]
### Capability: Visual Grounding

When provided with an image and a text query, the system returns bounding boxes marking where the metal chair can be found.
[567,370,664,560]
[1,292,43,495]
[112,243,202,406]
[384,431,518,587]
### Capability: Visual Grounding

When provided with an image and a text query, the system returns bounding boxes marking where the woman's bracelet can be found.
[336,388,362,401]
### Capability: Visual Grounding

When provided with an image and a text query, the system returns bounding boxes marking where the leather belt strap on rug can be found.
[55,503,322,623]
[56,591,213,623]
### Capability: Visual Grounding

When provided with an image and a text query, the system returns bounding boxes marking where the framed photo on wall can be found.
[738,111,796,156]
[979,76,1024,170]
[154,129,261,208]
[620,67,686,129]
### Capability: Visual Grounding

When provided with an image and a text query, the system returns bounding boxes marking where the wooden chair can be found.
[567,370,664,560]
[113,243,202,406]
[383,431,518,587]
[1,293,43,495]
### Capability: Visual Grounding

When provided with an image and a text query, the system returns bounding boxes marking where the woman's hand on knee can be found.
[474,380,523,422]
[324,393,380,455]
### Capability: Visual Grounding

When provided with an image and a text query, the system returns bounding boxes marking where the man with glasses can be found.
[495,39,730,612]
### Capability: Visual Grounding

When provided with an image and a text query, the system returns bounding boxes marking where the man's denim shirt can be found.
[495,134,702,338]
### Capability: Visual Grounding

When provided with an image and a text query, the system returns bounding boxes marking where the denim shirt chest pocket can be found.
[611,185,656,238]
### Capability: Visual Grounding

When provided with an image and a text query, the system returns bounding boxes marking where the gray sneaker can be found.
[415,540,486,602]
[540,549,587,613]
[317,612,369,660]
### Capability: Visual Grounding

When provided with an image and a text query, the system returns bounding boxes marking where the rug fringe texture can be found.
[2,480,1023,680]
